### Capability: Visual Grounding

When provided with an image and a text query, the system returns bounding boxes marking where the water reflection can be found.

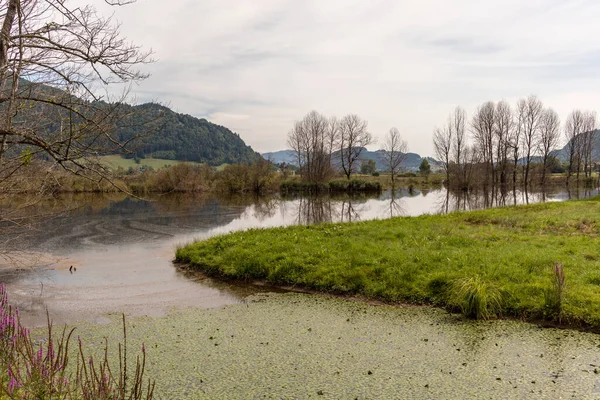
[1,185,598,326]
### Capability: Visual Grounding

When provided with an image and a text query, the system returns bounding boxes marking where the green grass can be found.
[214,163,230,172]
[176,196,600,328]
[98,155,201,170]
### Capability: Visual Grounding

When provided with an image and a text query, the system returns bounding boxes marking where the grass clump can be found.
[450,276,504,320]
[176,196,600,329]
[544,262,566,321]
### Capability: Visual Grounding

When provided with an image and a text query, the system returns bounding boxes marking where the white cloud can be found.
[94,0,600,156]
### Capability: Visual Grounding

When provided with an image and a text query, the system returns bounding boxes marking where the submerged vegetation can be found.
[177,196,600,329]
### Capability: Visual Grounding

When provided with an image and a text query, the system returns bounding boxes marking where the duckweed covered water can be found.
[71,293,600,399]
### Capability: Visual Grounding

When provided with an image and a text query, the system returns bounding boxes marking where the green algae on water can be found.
[70,293,600,399]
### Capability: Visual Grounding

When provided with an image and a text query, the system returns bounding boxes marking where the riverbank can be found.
[176,196,600,330]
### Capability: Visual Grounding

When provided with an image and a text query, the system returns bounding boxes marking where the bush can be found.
[280,180,329,195]
[329,179,381,193]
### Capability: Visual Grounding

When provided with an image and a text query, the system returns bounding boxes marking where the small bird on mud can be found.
[69,265,73,273]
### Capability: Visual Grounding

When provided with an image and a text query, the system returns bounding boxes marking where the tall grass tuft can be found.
[544,262,566,321]
[0,283,155,398]
[451,276,504,320]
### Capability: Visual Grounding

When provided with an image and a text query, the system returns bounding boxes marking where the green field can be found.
[98,155,231,172]
[177,196,600,329]
[98,155,197,169]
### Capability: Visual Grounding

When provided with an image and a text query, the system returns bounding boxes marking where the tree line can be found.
[433,95,598,189]
[287,111,409,185]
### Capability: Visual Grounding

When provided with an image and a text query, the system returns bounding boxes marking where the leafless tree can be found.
[383,127,408,186]
[494,100,513,185]
[433,123,451,186]
[581,111,596,178]
[287,111,333,183]
[471,101,495,185]
[537,108,560,186]
[509,100,526,187]
[0,0,153,181]
[0,0,152,263]
[520,95,543,185]
[451,106,468,188]
[564,110,585,185]
[326,116,339,170]
[338,114,373,180]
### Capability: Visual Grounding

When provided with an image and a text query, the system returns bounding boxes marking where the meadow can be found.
[176,196,600,328]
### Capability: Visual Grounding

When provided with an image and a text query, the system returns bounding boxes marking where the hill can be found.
[115,103,260,166]
[552,130,600,163]
[4,80,260,167]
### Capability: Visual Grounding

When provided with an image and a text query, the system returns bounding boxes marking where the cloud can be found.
[94,0,600,156]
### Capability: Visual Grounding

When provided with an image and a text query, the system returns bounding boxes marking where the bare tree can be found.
[520,95,543,185]
[326,116,340,170]
[383,127,408,186]
[0,0,152,262]
[451,106,468,188]
[287,111,332,183]
[338,114,373,180]
[471,101,495,185]
[433,123,452,186]
[509,99,527,187]
[538,108,560,186]
[0,0,152,179]
[494,100,513,185]
[581,111,596,179]
[564,110,585,185]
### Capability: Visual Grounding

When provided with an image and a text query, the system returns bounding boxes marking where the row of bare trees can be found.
[287,111,376,182]
[288,111,409,184]
[433,95,598,189]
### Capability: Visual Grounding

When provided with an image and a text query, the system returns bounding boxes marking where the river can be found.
[1,187,600,398]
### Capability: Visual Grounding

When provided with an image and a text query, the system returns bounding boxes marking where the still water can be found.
[2,187,600,398]
[1,186,598,326]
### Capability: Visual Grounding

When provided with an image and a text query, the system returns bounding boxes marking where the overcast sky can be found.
[97,0,600,156]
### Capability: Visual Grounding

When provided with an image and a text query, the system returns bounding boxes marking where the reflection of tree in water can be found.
[385,189,406,218]
[287,193,378,225]
[251,197,280,222]
[339,200,360,223]
[434,185,583,214]
[294,195,334,225]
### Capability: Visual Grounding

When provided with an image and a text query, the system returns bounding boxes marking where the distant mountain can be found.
[357,149,442,172]
[262,148,442,172]
[262,150,297,165]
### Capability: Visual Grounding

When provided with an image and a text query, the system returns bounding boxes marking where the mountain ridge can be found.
[262,149,442,172]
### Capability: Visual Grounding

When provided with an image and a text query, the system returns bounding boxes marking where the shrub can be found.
[329,179,381,193]
[280,180,328,195]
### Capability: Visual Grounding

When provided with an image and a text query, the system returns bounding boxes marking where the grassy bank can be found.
[176,196,600,328]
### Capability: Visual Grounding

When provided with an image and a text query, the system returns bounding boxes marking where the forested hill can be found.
[552,130,600,163]
[116,103,260,166]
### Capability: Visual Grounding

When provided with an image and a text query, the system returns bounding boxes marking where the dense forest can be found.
[115,103,260,166]
[4,80,260,167]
